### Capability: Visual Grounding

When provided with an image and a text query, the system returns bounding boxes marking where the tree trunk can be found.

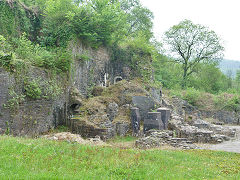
[182,65,188,88]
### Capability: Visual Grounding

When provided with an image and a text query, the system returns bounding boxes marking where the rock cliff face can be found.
[0,68,13,134]
[70,40,131,97]
[0,67,68,136]
[0,40,134,136]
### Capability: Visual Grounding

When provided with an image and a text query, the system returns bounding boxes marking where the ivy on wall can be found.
[0,0,41,40]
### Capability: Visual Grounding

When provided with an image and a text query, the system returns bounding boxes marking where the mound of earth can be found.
[68,79,159,139]
[42,132,107,146]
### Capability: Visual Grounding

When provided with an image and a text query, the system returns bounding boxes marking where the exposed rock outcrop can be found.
[1,40,144,136]
[66,80,159,139]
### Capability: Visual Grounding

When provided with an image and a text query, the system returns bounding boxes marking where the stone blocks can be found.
[157,107,170,130]
[132,96,156,121]
[143,112,164,133]
[131,107,141,136]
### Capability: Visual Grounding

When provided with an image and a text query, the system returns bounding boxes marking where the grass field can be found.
[0,135,240,179]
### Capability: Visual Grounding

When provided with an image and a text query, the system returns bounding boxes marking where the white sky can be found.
[141,0,240,61]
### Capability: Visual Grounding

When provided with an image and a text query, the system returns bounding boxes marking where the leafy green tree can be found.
[236,69,240,83]
[153,54,183,89]
[85,0,127,46]
[120,0,153,39]
[225,69,233,89]
[234,69,240,89]
[189,63,229,93]
[39,0,77,47]
[163,19,224,88]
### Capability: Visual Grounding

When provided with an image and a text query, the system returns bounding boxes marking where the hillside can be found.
[219,59,240,78]
[1,1,240,179]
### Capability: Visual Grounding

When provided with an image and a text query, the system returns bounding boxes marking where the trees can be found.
[236,70,240,83]
[120,0,153,39]
[163,20,224,88]
[235,69,240,89]
[189,63,230,93]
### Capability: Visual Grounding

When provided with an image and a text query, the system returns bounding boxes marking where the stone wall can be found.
[70,40,131,97]
[0,68,13,134]
[199,110,238,124]
[0,67,68,136]
[0,40,132,136]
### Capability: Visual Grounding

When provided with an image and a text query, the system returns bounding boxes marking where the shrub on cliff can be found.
[0,34,72,73]
[24,79,42,100]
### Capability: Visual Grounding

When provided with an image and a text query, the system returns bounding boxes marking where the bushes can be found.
[169,88,240,112]
[111,33,155,81]
[0,35,17,72]
[214,93,240,111]
[182,88,201,106]
[40,0,128,48]
[23,78,63,100]
[24,79,42,99]
[1,34,72,73]
[0,0,41,40]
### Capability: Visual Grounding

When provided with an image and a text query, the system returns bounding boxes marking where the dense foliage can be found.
[0,0,154,73]
[163,20,224,87]
[0,0,153,47]
[1,0,240,110]
[0,34,72,73]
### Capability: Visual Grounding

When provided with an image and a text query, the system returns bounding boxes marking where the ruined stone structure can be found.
[132,96,157,121]
[0,67,68,136]
[143,112,163,133]
[0,40,135,137]
[135,130,198,149]
[165,96,240,125]
[169,114,236,143]
[157,107,170,129]
[130,107,140,136]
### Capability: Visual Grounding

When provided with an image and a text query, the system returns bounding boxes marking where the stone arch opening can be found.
[114,76,123,84]
[69,103,80,114]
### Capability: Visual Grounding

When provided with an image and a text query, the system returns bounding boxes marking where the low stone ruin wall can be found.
[199,110,238,124]
[68,115,130,140]
[169,114,236,144]
[131,107,171,136]
[193,119,236,137]
[164,97,240,125]
[135,130,198,150]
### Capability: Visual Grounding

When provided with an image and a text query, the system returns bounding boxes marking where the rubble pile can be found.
[42,132,107,146]
[193,119,236,137]
[135,130,198,149]
[169,114,236,143]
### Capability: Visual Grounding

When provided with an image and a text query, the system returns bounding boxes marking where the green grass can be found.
[107,135,138,143]
[0,136,240,179]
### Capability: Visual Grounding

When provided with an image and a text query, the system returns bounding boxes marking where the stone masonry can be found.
[135,130,198,149]
[143,112,163,133]
[157,107,170,129]
[131,107,140,136]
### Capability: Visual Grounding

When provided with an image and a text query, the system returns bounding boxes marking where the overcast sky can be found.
[141,0,240,61]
